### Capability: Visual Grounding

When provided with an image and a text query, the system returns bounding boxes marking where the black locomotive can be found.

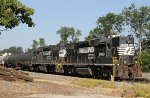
[4,35,142,80]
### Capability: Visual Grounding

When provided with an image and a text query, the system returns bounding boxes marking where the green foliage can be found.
[142,24,150,51]
[39,38,46,47]
[142,39,150,52]
[133,83,150,98]
[85,28,101,41]
[140,50,150,72]
[71,29,81,43]
[86,13,124,41]
[26,48,32,53]
[135,90,146,97]
[31,38,46,49]
[0,46,23,54]
[0,0,35,29]
[122,3,150,55]
[97,13,124,36]
[57,27,81,44]
[32,40,39,49]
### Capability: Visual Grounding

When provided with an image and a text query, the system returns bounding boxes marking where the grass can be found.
[102,81,116,89]
[72,78,117,89]
[72,78,150,98]
[133,83,150,98]
[72,78,105,88]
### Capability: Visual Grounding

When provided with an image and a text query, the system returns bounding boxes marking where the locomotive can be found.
[3,35,142,80]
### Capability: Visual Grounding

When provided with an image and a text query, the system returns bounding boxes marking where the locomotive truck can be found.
[4,35,142,80]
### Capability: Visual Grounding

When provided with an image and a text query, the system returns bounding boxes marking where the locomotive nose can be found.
[120,55,134,66]
[128,63,142,78]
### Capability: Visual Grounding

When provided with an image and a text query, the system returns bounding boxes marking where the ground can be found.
[0,72,149,98]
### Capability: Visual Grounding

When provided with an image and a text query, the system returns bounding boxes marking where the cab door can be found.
[95,42,106,64]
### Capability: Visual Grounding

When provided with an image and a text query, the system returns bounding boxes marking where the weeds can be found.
[133,83,150,98]
[72,78,150,98]
[72,78,104,88]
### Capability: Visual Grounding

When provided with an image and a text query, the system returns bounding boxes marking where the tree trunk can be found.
[139,29,142,57]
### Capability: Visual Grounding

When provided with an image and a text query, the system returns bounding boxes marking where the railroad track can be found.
[22,68,150,84]
[116,78,150,84]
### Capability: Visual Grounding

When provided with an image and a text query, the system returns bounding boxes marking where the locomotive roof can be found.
[34,35,134,50]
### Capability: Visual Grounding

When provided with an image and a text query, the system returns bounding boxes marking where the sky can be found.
[0,0,150,51]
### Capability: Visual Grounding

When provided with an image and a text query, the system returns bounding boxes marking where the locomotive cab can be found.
[112,35,141,79]
[90,35,141,80]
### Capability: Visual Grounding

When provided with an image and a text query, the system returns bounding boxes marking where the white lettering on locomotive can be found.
[79,47,94,53]
[46,56,51,60]
[59,49,67,57]
[88,54,95,59]
[99,52,105,56]
[120,44,134,47]
[118,44,135,55]
[43,51,51,55]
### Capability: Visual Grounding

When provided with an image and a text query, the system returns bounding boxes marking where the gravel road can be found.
[0,71,122,98]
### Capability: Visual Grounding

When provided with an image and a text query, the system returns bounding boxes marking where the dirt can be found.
[1,71,148,98]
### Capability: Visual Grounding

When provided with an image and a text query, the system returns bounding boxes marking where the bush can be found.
[141,50,150,72]
[135,90,146,97]
[133,83,150,98]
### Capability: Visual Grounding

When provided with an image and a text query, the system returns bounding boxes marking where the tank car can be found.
[4,52,33,70]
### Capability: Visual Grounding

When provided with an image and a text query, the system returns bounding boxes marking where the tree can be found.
[97,13,124,37]
[0,46,23,54]
[32,40,39,49]
[85,28,101,41]
[70,29,81,43]
[26,48,32,53]
[39,38,46,47]
[86,13,124,41]
[141,50,150,72]
[122,4,150,56]
[57,27,81,44]
[142,24,150,51]
[142,35,150,52]
[0,0,35,31]
[9,46,23,54]
[31,38,46,50]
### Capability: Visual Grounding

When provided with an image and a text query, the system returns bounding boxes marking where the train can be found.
[3,35,142,80]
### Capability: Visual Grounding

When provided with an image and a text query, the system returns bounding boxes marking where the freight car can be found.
[4,35,142,80]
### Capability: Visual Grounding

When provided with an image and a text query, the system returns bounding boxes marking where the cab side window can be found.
[107,43,111,50]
